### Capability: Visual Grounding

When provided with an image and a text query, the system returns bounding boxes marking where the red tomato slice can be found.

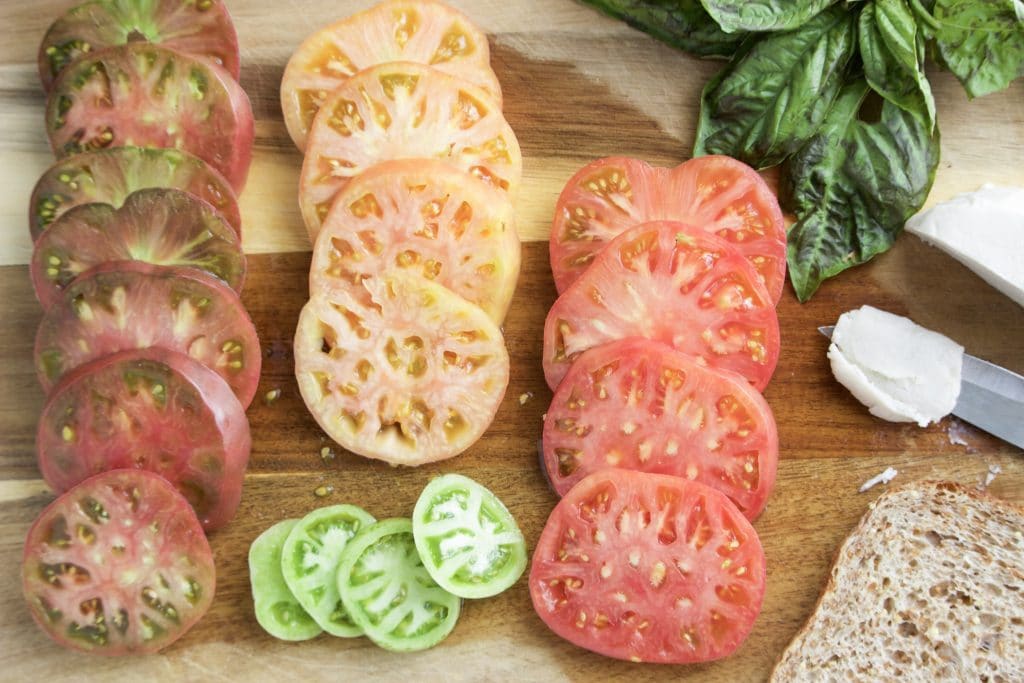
[294,271,509,466]
[310,159,520,323]
[549,156,786,302]
[30,146,241,242]
[35,261,261,408]
[38,0,240,91]
[31,187,245,310]
[299,61,520,236]
[37,348,250,530]
[542,338,778,519]
[281,0,501,151]
[22,469,216,655]
[46,44,254,192]
[529,469,767,664]
[543,221,780,392]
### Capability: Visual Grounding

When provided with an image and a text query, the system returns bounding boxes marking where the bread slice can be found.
[771,481,1023,682]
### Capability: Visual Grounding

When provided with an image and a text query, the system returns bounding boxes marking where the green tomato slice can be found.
[412,474,527,599]
[337,518,461,652]
[281,504,376,637]
[248,519,322,641]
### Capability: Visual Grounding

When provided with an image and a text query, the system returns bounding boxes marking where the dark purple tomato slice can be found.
[35,261,261,408]
[29,146,241,241]
[37,348,250,530]
[38,0,240,91]
[46,44,254,191]
[31,187,245,310]
[22,469,216,655]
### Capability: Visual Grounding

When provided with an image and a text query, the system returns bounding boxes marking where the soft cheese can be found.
[828,306,963,427]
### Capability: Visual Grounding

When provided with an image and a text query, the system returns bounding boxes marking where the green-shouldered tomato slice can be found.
[249,519,322,642]
[337,518,461,652]
[280,504,376,638]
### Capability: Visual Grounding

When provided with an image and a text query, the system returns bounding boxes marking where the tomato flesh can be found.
[299,61,520,236]
[543,220,780,391]
[46,43,254,191]
[248,519,322,641]
[530,470,766,664]
[550,156,786,302]
[542,338,778,519]
[37,348,250,531]
[35,261,261,408]
[281,0,500,150]
[310,158,520,323]
[22,469,215,655]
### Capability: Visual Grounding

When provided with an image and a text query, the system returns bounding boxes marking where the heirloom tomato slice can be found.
[280,504,376,638]
[550,156,786,302]
[298,61,520,235]
[36,348,251,531]
[337,518,461,652]
[542,338,778,519]
[46,44,254,191]
[294,271,509,466]
[31,187,245,309]
[412,474,527,599]
[30,146,240,241]
[529,470,766,664]
[35,261,261,408]
[310,159,520,323]
[38,0,240,91]
[22,469,216,655]
[543,221,780,391]
[248,519,322,641]
[281,0,501,150]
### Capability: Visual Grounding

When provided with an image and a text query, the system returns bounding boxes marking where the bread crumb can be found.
[859,467,898,493]
[979,464,1002,490]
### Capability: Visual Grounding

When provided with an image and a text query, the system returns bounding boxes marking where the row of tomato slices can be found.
[527,155,788,664]
[23,0,258,656]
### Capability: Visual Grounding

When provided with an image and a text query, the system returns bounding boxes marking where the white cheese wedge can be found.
[828,306,964,427]
[905,185,1024,308]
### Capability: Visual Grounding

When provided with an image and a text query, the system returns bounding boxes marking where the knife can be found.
[819,325,1024,450]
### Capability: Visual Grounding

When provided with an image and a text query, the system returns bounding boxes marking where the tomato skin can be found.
[22,469,215,655]
[36,348,250,531]
[543,220,780,392]
[529,470,767,664]
[542,338,778,519]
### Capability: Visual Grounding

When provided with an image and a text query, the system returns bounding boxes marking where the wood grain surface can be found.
[1,1,1022,681]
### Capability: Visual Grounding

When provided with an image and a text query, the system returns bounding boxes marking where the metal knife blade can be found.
[818,325,1024,449]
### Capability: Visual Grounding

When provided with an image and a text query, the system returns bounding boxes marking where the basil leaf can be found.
[579,0,747,57]
[700,0,839,32]
[694,7,857,168]
[932,0,1024,98]
[785,80,941,301]
[859,0,936,128]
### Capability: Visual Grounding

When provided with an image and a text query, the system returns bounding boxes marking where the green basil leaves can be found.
[581,0,746,57]
[700,0,839,32]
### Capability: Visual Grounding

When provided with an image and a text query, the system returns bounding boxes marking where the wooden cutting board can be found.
[1,1,1021,680]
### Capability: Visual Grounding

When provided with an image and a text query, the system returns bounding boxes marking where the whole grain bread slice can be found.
[771,481,1023,682]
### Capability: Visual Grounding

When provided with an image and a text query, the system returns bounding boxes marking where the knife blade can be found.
[818,325,1024,449]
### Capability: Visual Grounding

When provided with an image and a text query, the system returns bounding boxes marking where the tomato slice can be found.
[35,261,262,408]
[36,348,250,531]
[337,518,461,652]
[46,44,254,191]
[542,338,778,519]
[30,146,241,242]
[310,159,520,323]
[549,156,786,302]
[248,519,322,642]
[31,187,245,310]
[529,470,767,664]
[298,61,520,236]
[294,271,509,466]
[412,474,527,599]
[281,0,501,151]
[38,0,240,91]
[280,504,376,638]
[543,221,780,392]
[22,469,216,655]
